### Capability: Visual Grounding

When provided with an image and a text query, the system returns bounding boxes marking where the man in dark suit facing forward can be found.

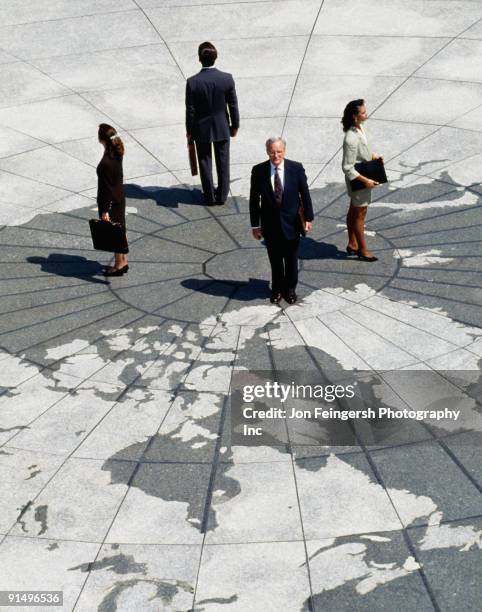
[250,137,314,304]
[186,41,239,206]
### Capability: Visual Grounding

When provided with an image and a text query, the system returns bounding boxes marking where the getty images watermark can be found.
[230,370,481,447]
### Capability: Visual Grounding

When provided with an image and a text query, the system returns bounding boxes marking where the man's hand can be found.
[372,154,383,162]
[230,127,238,137]
[252,228,263,240]
[304,221,313,233]
[364,178,379,189]
[101,212,110,221]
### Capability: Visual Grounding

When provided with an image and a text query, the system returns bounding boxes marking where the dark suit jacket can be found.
[249,159,314,241]
[96,153,125,222]
[185,67,239,142]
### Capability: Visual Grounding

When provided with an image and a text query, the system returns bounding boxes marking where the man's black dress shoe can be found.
[285,291,297,304]
[215,201,226,206]
[270,292,282,304]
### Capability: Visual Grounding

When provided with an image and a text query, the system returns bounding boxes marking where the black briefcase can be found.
[188,140,198,176]
[350,158,387,191]
[89,219,128,253]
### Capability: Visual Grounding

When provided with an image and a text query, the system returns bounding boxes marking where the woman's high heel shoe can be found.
[346,246,358,256]
[357,250,378,262]
[103,264,128,277]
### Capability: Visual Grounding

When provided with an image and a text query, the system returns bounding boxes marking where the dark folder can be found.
[89,219,128,253]
[298,206,306,237]
[350,158,387,191]
[188,140,198,176]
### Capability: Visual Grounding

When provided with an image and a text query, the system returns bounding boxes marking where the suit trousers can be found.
[196,139,230,204]
[265,235,300,293]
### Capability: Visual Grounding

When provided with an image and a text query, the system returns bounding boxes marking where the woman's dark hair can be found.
[198,41,217,67]
[98,123,124,158]
[341,99,365,132]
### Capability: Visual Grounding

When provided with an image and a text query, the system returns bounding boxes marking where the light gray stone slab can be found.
[360,295,481,348]
[0,95,113,143]
[303,35,448,77]
[342,303,457,361]
[417,38,482,83]
[0,169,71,210]
[206,460,302,543]
[283,118,344,165]
[73,542,200,612]
[0,146,94,192]
[0,49,17,64]
[146,1,321,41]
[235,75,297,119]
[293,316,370,370]
[11,382,121,455]
[145,391,222,463]
[9,456,135,541]
[0,62,70,109]
[56,135,168,179]
[0,447,66,533]
[426,347,481,371]
[387,126,482,175]
[82,77,185,130]
[460,19,482,40]
[317,310,418,370]
[0,0,135,27]
[73,388,172,460]
[140,0,282,5]
[170,36,309,79]
[367,119,437,164]
[0,372,72,435]
[31,43,179,92]
[195,541,311,611]
[0,10,159,60]
[289,74,404,118]
[427,152,482,188]
[313,0,482,37]
[0,353,40,388]
[295,454,403,540]
[230,117,285,165]
[131,123,201,172]
[0,536,99,610]
[105,463,209,544]
[0,126,46,159]
[374,78,482,125]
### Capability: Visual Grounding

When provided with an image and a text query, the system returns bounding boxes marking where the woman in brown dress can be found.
[97,123,129,276]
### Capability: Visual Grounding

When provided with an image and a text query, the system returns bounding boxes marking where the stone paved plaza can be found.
[0,1,481,611]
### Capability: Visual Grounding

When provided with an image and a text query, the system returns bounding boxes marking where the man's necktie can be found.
[274,167,283,207]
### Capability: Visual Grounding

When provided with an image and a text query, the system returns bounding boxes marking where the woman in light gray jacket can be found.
[341,99,382,262]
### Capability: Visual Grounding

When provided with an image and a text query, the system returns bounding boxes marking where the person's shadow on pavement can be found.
[182,277,271,301]
[27,254,108,285]
[299,237,342,260]
[124,184,203,208]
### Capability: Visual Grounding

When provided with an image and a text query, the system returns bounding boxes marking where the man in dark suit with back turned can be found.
[186,41,239,206]
[250,137,314,304]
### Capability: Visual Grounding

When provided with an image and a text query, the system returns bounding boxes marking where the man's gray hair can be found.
[265,136,286,149]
